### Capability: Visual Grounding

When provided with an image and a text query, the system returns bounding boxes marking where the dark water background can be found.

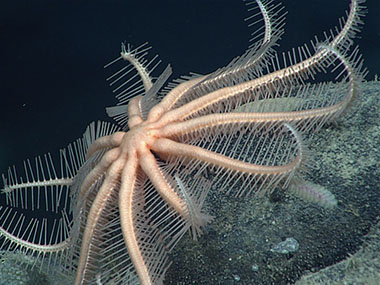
[0,0,378,190]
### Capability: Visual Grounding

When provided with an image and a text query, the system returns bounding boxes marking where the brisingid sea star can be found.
[0,0,366,284]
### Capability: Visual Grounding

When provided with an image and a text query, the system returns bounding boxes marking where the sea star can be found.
[0,0,366,284]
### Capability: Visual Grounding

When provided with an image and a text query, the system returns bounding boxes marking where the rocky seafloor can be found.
[0,81,379,285]
[164,80,380,284]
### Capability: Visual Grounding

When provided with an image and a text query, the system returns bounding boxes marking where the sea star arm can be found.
[139,150,193,221]
[86,131,125,159]
[156,0,364,125]
[161,47,359,131]
[74,156,127,284]
[138,149,211,242]
[147,76,205,122]
[0,207,70,253]
[119,42,154,93]
[148,0,286,120]
[152,136,301,177]
[152,121,302,197]
[118,154,154,285]
[159,54,355,136]
[78,147,121,202]
[119,151,177,285]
